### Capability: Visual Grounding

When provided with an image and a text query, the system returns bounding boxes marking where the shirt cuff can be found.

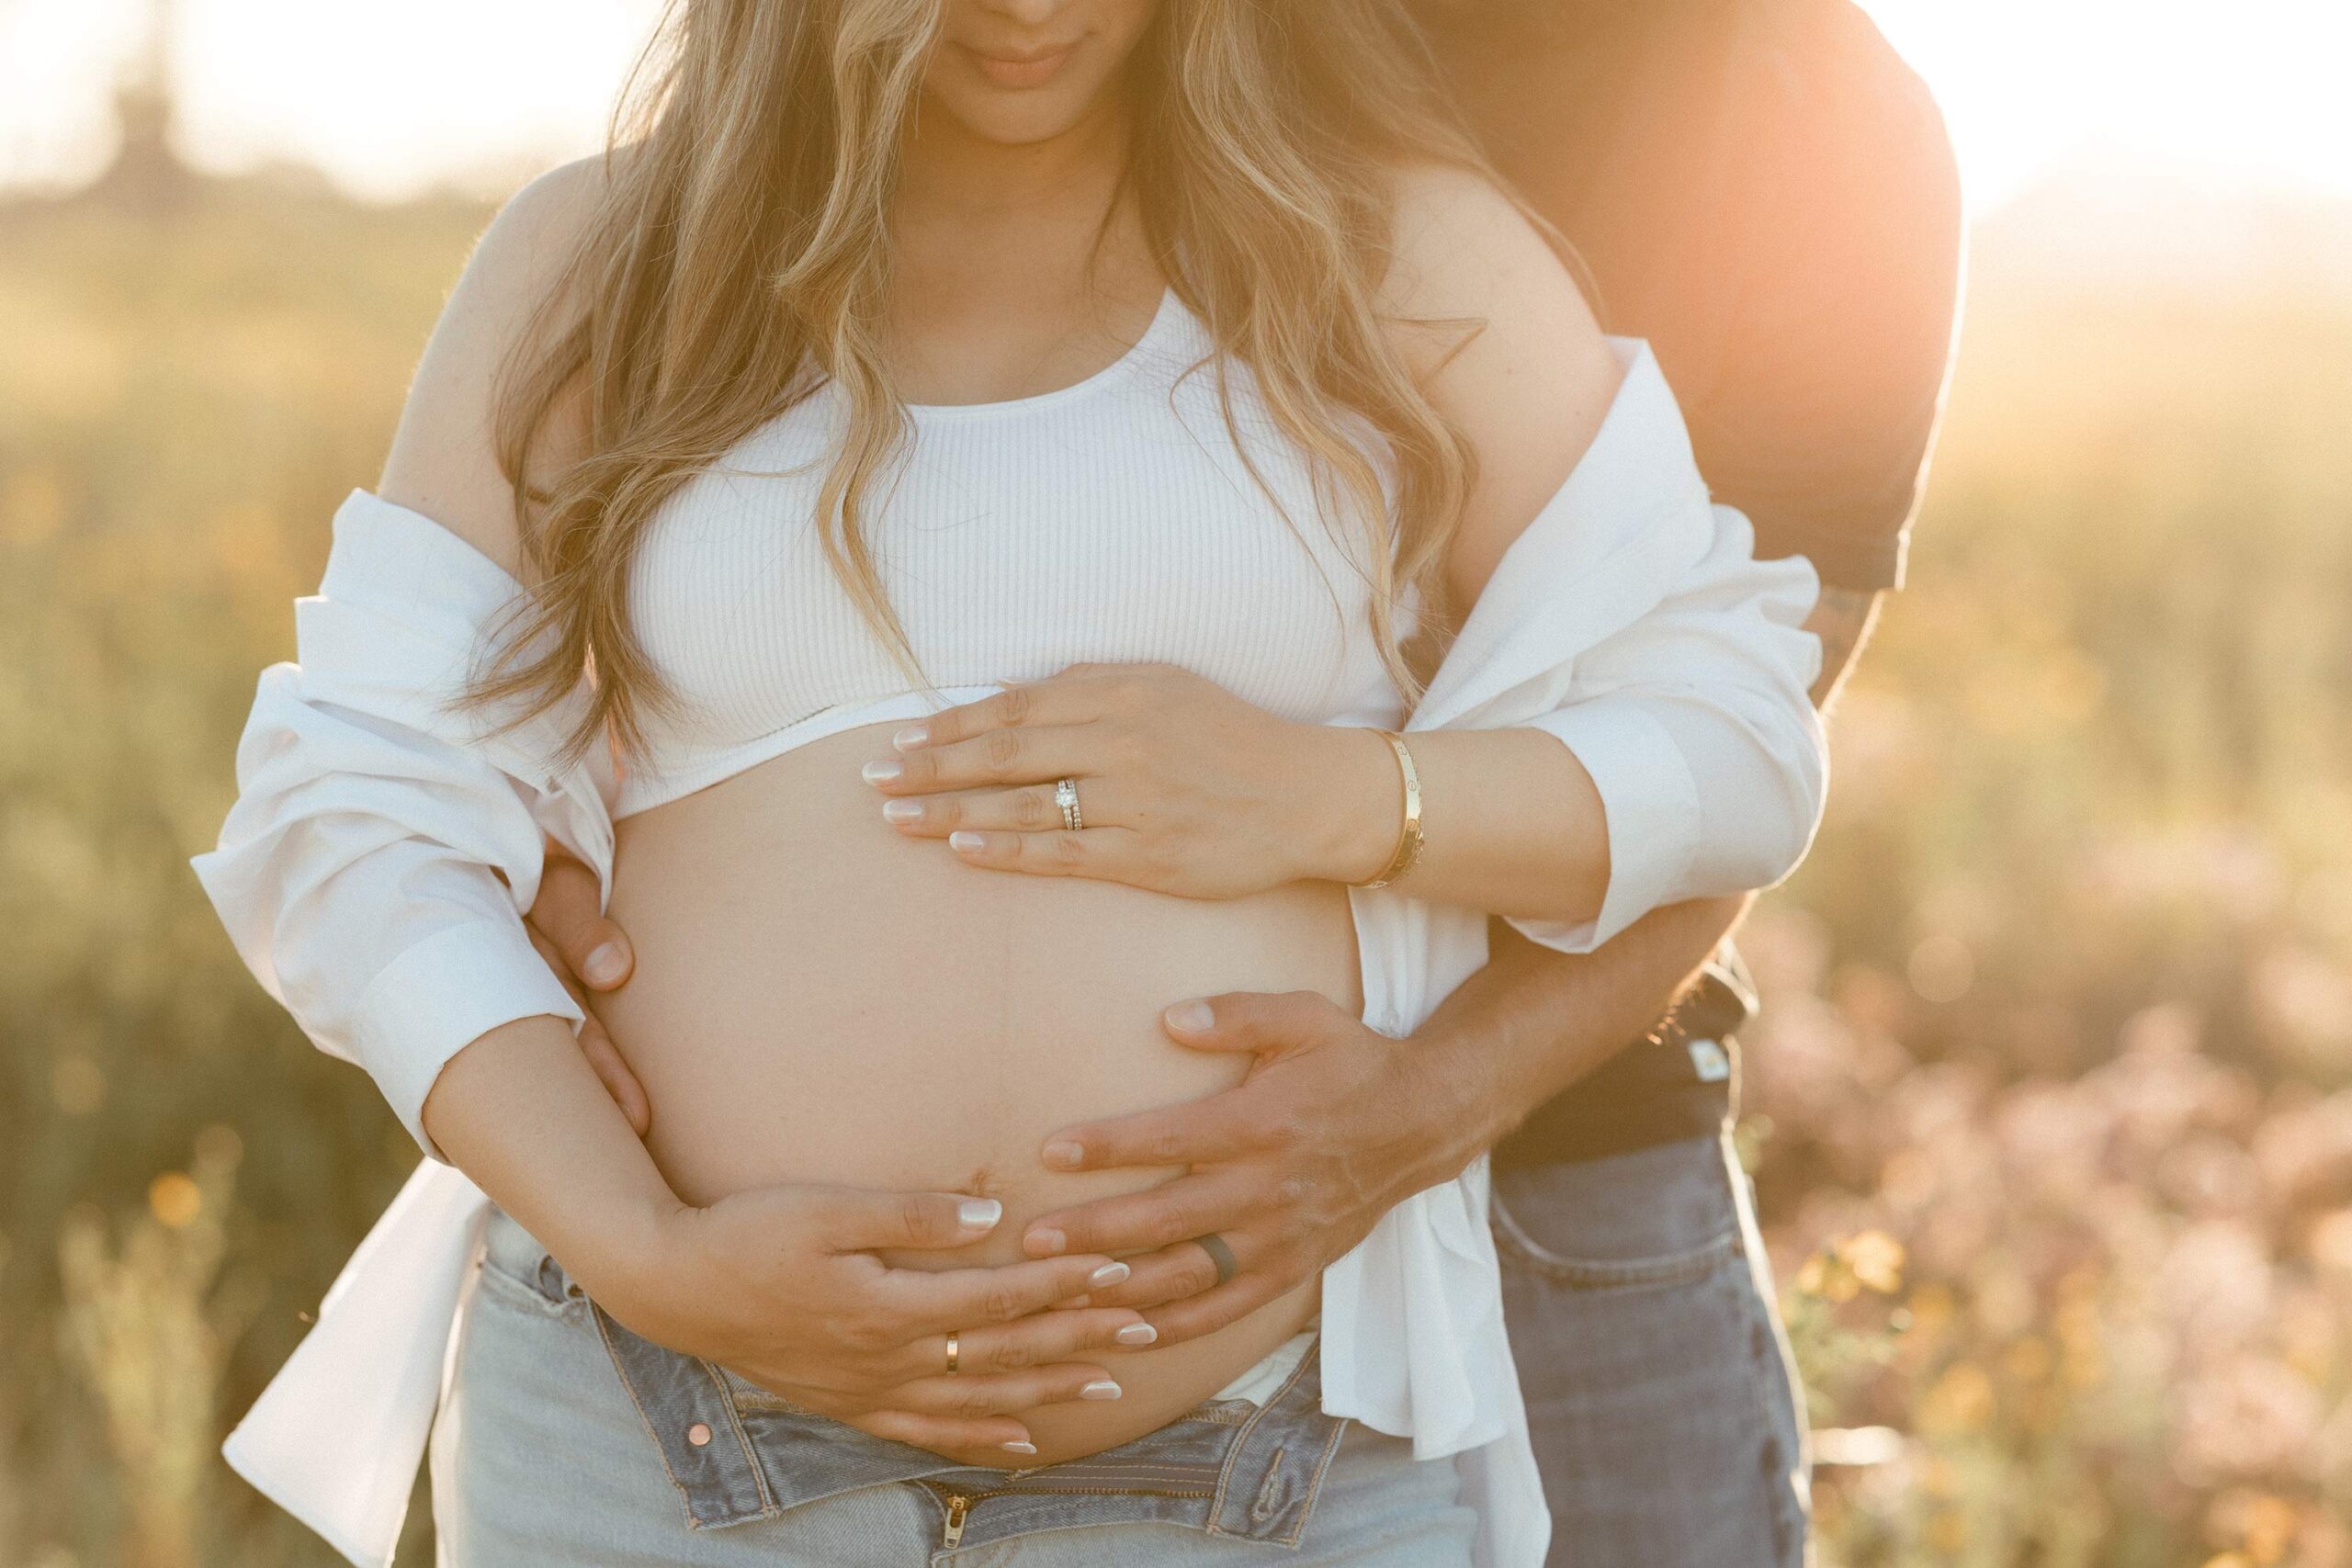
[1510,703,1702,954]
[354,919,586,1160]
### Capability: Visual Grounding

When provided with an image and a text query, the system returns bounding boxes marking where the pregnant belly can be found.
[591,720,1361,1463]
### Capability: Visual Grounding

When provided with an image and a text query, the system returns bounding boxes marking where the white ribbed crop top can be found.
[615,289,1406,818]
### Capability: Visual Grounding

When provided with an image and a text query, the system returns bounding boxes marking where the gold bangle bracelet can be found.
[1356,729,1424,890]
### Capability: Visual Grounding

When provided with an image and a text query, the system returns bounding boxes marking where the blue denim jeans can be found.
[430,1207,1475,1565]
[1495,1129,1813,1567]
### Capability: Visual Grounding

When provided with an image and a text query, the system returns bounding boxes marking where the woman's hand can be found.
[426,1017,1156,1468]
[861,664,1399,897]
[594,1185,1159,1465]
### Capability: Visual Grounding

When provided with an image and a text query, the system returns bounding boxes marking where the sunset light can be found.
[9,3,2352,1565]
[4,0,2349,211]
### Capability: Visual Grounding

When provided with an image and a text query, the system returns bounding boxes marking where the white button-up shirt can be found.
[193,339,1825,1568]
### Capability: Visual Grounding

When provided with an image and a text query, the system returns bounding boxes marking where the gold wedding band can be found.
[1055,776,1084,832]
[945,1329,960,1376]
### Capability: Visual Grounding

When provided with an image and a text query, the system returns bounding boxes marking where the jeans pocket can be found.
[1492,1193,1739,1291]
[1489,1136,1745,1292]
[475,1238,589,1318]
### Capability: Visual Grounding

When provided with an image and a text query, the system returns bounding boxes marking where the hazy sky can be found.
[4,0,2348,213]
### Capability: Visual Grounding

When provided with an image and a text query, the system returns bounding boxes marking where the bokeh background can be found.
[5,2,2351,1564]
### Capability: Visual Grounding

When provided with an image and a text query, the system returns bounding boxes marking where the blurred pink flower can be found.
[1996,1078,2114,1203]
[2172,1355,2324,1486]
[2255,1090,2352,1213]
[2086,1024,2260,1173]
[2307,1207,2352,1294]
[2155,1220,2277,1359]
[2155,1133,2267,1221]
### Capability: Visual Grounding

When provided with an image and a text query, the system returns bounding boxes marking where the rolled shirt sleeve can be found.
[1512,504,1826,953]
[190,491,612,1157]
[1410,342,1828,956]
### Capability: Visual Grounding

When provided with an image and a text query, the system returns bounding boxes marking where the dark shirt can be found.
[1413,0,1964,1163]
[1419,0,1963,592]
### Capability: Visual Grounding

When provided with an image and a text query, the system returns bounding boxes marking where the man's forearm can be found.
[1400,895,1751,1179]
[1397,583,1883,1180]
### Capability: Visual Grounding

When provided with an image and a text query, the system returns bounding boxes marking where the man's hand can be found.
[1015,992,1481,1345]
[1016,901,1758,1343]
[525,844,650,1134]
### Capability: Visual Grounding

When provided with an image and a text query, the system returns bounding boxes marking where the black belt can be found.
[1492,944,1757,1169]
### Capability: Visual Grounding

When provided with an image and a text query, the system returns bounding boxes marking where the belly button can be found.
[963,1164,1005,1201]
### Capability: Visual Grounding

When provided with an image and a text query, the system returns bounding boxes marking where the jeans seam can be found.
[591,1304,711,1535]
[1489,1190,1740,1289]
[705,1358,784,1518]
[1726,1145,1811,1567]
[1207,1383,1278,1532]
[1207,1335,1324,1540]
[1739,1279,1806,1566]
[1272,1416,1351,1548]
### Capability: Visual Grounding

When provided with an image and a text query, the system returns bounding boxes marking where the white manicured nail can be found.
[950,831,986,852]
[881,799,922,824]
[893,725,929,751]
[862,760,903,784]
[958,1198,1003,1231]
[1080,1381,1123,1401]
[1114,1324,1158,1347]
[1001,1439,1038,1455]
[1089,1261,1130,1289]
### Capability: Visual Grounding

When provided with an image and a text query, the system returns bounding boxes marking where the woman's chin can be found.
[922,67,1126,149]
[931,101,1102,148]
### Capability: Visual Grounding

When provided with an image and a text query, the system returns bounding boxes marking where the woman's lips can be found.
[958,41,1079,90]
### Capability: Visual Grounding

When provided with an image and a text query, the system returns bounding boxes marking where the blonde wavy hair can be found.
[477,0,1495,764]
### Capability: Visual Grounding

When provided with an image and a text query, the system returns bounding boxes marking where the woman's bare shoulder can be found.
[374,152,616,577]
[1379,161,1623,603]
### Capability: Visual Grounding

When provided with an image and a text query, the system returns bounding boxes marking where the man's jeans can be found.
[1495,1129,1813,1567]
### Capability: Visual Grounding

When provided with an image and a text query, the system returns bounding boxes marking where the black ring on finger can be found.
[1192,1233,1238,1286]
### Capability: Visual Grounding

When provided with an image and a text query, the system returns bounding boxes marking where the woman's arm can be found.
[424,1014,1149,1463]
[863,663,1611,918]
[191,162,611,1158]
[193,159,1156,1464]
[865,166,1824,937]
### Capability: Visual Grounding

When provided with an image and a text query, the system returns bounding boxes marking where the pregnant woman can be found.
[194,1,1826,1563]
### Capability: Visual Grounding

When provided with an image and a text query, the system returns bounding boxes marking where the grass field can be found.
[4,171,2349,1567]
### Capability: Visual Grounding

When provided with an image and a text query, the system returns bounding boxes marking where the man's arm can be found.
[1003,0,1937,1339]
[1007,583,1878,1338]
[1415,581,1876,1163]
[1808,584,1882,709]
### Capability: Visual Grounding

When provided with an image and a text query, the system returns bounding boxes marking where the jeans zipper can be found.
[929,1482,1216,1551]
